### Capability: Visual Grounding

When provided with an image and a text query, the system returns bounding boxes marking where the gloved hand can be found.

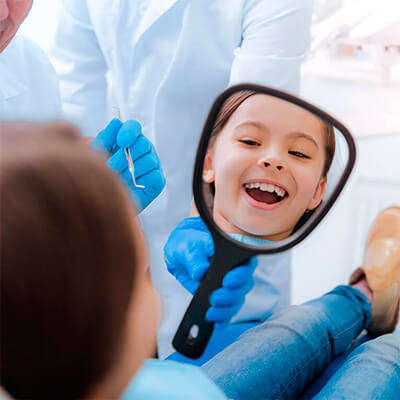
[164,216,257,326]
[91,119,166,211]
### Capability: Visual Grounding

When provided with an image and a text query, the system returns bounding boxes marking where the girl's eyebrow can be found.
[288,132,319,150]
[235,120,270,133]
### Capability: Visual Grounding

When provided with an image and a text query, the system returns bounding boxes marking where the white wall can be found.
[294,9,400,303]
[291,134,400,304]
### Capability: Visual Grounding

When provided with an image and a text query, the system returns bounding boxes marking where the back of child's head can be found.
[0,123,137,399]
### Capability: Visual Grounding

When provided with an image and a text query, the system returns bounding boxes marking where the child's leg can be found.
[300,333,372,399]
[313,331,400,400]
[202,285,371,400]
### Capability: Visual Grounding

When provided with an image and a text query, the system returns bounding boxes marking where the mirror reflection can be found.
[200,90,349,248]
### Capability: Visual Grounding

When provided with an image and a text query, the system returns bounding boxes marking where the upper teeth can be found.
[245,182,286,197]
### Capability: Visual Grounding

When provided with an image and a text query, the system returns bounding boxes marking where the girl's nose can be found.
[264,161,284,171]
[0,0,9,22]
[259,156,285,171]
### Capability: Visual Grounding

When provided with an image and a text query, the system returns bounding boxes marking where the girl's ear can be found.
[202,152,215,183]
[307,177,327,211]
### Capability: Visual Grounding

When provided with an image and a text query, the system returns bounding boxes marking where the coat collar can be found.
[134,0,180,42]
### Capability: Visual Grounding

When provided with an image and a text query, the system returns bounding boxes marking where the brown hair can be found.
[210,90,336,177]
[0,123,138,399]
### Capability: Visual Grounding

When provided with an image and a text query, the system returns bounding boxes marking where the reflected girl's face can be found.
[203,94,328,241]
[0,0,33,53]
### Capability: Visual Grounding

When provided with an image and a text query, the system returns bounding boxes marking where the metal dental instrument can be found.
[124,147,145,188]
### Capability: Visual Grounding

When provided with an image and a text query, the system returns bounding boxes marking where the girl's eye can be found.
[239,139,260,147]
[289,151,311,159]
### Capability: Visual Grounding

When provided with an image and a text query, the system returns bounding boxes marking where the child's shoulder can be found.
[122,359,228,400]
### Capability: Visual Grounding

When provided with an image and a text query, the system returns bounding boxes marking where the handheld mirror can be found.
[173,84,356,358]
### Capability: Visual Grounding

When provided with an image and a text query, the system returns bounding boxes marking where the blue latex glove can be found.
[91,119,166,211]
[164,216,257,327]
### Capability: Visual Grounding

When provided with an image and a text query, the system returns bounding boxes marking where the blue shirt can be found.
[228,233,274,247]
[123,359,227,400]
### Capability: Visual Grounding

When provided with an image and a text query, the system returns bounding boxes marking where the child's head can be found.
[0,122,160,399]
[203,90,335,241]
[0,0,33,53]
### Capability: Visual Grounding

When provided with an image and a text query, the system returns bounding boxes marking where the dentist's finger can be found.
[222,258,257,289]
[209,279,254,307]
[106,148,129,173]
[128,134,153,161]
[91,119,122,154]
[133,148,161,180]
[206,303,242,323]
[116,120,142,148]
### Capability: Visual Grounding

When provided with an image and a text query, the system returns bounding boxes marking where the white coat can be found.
[50,0,313,358]
[0,34,61,122]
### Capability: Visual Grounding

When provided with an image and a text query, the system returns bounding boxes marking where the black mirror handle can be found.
[172,245,250,358]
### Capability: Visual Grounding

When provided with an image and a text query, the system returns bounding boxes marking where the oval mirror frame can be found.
[192,83,357,254]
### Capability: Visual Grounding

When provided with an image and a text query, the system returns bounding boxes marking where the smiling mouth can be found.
[244,182,288,205]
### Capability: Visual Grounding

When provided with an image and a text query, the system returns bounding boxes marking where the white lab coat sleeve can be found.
[49,0,109,138]
[229,0,314,94]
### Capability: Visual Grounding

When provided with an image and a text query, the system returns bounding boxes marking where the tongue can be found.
[247,188,281,204]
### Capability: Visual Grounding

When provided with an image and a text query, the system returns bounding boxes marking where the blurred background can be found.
[296,0,400,304]
[20,0,400,304]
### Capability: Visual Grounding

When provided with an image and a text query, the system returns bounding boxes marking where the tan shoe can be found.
[349,207,400,336]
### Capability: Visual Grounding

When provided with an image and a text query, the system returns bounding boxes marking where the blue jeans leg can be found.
[300,333,372,399]
[202,286,371,400]
[313,331,400,400]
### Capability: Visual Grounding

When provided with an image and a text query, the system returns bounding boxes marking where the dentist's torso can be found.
[56,0,312,357]
[85,0,242,232]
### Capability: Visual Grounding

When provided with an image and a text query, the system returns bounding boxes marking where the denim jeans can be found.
[313,331,400,399]
[202,285,400,399]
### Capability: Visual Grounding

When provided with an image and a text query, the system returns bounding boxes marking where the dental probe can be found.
[124,147,145,188]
